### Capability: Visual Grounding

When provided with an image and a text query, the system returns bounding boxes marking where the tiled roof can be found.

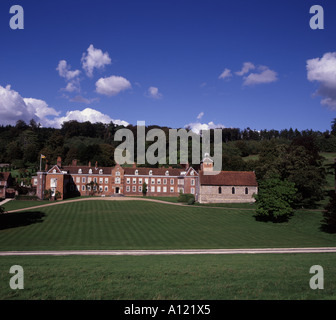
[62,166,112,175]
[124,167,184,176]
[200,171,258,186]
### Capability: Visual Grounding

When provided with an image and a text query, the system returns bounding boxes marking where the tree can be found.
[321,194,336,233]
[0,206,5,214]
[86,181,100,196]
[142,182,147,196]
[44,189,52,200]
[254,177,297,223]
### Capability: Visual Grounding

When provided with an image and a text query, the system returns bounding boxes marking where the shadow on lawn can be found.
[0,212,45,230]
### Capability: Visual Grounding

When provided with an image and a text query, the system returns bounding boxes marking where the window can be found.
[191,187,195,194]
[132,186,136,192]
[99,186,103,192]
[151,178,155,185]
[78,169,82,174]
[89,169,92,174]
[151,186,155,192]
[163,186,167,193]
[105,178,109,184]
[82,177,86,183]
[99,169,103,174]
[88,177,92,183]
[34,179,38,185]
[219,187,222,194]
[190,170,194,176]
[245,188,249,195]
[116,171,120,176]
[138,178,143,184]
[76,177,80,183]
[165,171,169,176]
[138,186,142,192]
[191,179,195,186]
[232,187,235,195]
[149,170,153,176]
[94,177,97,183]
[82,185,85,191]
[53,169,56,173]
[163,179,167,185]
[115,177,121,184]
[170,186,174,193]
[99,178,103,184]
[126,178,130,184]
[170,179,174,185]
[135,170,138,175]
[104,186,108,192]
[157,186,161,193]
[157,179,161,184]
[133,178,137,184]
[145,178,149,184]
[126,186,130,192]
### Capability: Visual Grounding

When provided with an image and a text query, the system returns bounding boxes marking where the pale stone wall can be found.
[199,185,258,204]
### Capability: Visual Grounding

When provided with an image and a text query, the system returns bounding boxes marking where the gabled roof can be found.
[47,165,63,174]
[200,171,258,187]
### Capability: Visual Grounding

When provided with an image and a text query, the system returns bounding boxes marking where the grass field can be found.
[0,200,335,251]
[0,254,335,300]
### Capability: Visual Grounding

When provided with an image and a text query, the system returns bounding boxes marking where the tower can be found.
[201,153,214,172]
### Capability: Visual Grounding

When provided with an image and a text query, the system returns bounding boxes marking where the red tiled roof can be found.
[62,166,112,175]
[0,172,11,181]
[124,167,184,177]
[200,171,258,186]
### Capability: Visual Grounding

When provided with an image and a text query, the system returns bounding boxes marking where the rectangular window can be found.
[76,177,80,183]
[191,179,195,186]
[105,178,109,184]
[126,178,130,184]
[157,186,161,193]
[126,186,130,192]
[145,178,149,184]
[170,187,174,193]
[151,178,155,185]
[151,186,155,192]
[104,186,108,192]
[163,186,167,193]
[133,178,137,184]
[157,179,161,185]
[115,177,120,184]
[170,179,174,185]
[138,178,143,184]
[94,177,97,183]
[88,177,92,183]
[132,186,136,192]
[163,179,167,185]
[82,177,86,183]
[191,187,195,194]
[99,186,103,192]
[82,185,85,191]
[138,186,142,192]
[99,178,103,184]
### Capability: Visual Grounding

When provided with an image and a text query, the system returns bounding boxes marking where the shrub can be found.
[178,193,195,204]
[15,195,38,201]
[187,197,195,205]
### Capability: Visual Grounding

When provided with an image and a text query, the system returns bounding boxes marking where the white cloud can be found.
[197,112,204,120]
[81,44,112,77]
[243,66,278,86]
[96,75,132,96]
[0,85,60,126]
[56,60,81,81]
[146,86,162,99]
[49,108,129,128]
[218,68,232,80]
[307,52,336,108]
[235,62,255,76]
[185,121,225,134]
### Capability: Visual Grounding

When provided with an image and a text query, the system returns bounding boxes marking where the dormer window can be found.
[165,171,169,176]
[99,169,103,174]
[78,169,82,174]
[149,170,153,176]
[89,169,93,174]
[116,171,120,176]
[190,170,194,176]
[53,169,56,174]
[135,170,139,175]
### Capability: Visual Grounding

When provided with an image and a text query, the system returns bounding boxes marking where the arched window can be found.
[116,171,120,176]
[135,170,139,175]
[218,187,222,194]
[232,187,235,195]
[149,170,153,176]
[89,169,92,174]
[245,187,249,195]
[78,169,82,174]
[165,171,169,176]
[99,169,103,174]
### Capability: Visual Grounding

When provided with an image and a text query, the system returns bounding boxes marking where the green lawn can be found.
[0,200,335,251]
[0,254,335,300]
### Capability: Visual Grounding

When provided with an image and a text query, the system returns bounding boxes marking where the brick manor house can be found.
[33,154,258,203]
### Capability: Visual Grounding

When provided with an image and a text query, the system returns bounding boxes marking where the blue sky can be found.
[0,0,336,132]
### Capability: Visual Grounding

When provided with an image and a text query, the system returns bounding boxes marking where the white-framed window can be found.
[190,170,194,176]
[104,186,108,192]
[163,186,167,193]
[89,169,92,174]
[145,178,149,184]
[165,170,169,176]
[138,178,143,184]
[191,179,195,186]
[53,169,57,174]
[132,186,136,192]
[82,177,86,183]
[34,178,38,185]
[135,170,139,175]
[191,187,195,194]
[88,177,92,183]
[133,178,137,184]
[116,171,120,176]
[126,178,130,184]
[105,178,109,184]
[151,186,155,192]
[99,169,103,174]
[78,169,82,174]
[82,185,85,191]
[50,178,57,188]
[151,178,155,184]
[99,178,103,184]
[170,186,174,193]
[163,179,167,185]
[138,186,142,192]
[157,186,161,193]
[99,186,103,192]
[126,186,130,192]
[157,179,161,184]
[149,170,153,176]
[76,177,80,183]
[115,177,121,184]
[170,179,174,185]
[94,177,97,183]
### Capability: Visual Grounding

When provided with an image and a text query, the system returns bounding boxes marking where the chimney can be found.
[72,159,77,167]
[132,162,137,168]
[95,161,98,169]
[57,156,62,168]
[88,161,91,167]
[45,161,49,172]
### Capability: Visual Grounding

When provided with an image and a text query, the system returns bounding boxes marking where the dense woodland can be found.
[0,118,335,209]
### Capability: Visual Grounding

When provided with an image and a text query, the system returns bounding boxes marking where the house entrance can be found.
[115,187,120,194]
